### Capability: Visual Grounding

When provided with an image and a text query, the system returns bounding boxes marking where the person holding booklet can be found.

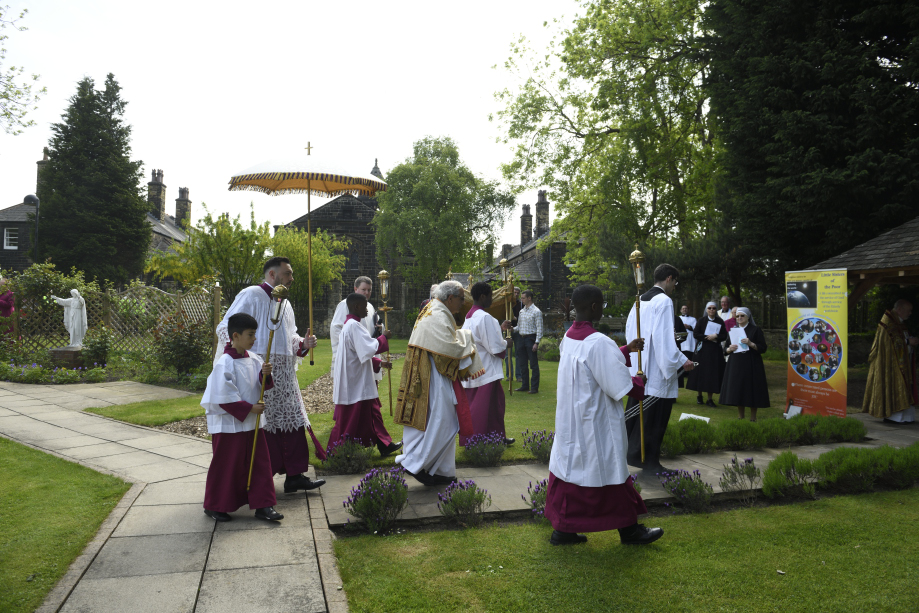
[720,307,770,421]
[686,302,727,407]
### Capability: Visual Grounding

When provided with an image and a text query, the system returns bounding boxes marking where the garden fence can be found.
[12,283,222,354]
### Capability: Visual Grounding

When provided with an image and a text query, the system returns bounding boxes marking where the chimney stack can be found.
[535,190,549,237]
[36,147,49,195]
[520,203,533,245]
[147,169,166,221]
[175,187,191,229]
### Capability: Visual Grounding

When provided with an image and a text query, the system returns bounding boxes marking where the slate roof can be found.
[148,212,188,243]
[285,194,377,226]
[808,215,919,273]
[0,203,36,222]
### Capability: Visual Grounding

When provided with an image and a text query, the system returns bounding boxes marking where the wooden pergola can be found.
[809,215,919,310]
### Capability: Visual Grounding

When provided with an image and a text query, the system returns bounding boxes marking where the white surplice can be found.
[330,299,382,382]
[202,353,264,434]
[214,285,310,433]
[679,315,698,352]
[625,290,686,399]
[395,354,472,477]
[333,319,382,405]
[461,309,507,389]
[550,333,634,487]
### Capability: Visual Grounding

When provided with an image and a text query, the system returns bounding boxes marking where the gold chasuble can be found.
[863,310,919,419]
[394,299,484,431]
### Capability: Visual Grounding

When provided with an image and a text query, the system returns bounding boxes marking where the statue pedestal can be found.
[50,346,83,369]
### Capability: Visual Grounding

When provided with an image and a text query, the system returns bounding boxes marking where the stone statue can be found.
[51,289,88,347]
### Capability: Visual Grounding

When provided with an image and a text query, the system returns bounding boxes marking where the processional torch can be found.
[500,259,514,396]
[628,245,647,463]
[377,270,394,416]
[247,284,288,491]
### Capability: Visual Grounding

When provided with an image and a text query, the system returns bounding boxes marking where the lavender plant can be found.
[522,428,555,464]
[323,436,375,474]
[462,432,507,466]
[343,467,409,534]
[719,455,762,506]
[631,473,642,494]
[438,480,491,527]
[521,478,549,520]
[658,469,714,512]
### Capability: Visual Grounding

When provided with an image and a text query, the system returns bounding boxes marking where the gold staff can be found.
[305,142,315,366]
[628,245,647,463]
[500,259,513,396]
[247,284,289,491]
[377,270,394,416]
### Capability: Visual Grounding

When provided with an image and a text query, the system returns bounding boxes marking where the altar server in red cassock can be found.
[546,284,664,546]
[202,313,283,522]
[328,293,402,457]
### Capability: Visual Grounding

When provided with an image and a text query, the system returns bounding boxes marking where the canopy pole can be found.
[307,179,314,366]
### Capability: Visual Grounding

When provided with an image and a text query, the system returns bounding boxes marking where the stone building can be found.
[145,169,190,254]
[0,202,36,273]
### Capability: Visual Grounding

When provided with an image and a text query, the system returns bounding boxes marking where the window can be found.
[350,252,360,270]
[4,228,18,250]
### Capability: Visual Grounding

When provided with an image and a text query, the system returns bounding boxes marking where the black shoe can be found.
[504,438,516,446]
[515,387,530,392]
[204,509,231,522]
[428,473,457,486]
[284,473,325,493]
[254,506,284,521]
[528,390,538,394]
[550,530,588,546]
[619,523,663,545]
[706,399,717,408]
[408,469,437,486]
[696,396,704,405]
[378,441,403,458]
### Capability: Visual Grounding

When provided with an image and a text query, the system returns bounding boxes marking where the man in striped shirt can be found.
[514,290,543,394]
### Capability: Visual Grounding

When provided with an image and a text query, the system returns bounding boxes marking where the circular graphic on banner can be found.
[789,317,842,382]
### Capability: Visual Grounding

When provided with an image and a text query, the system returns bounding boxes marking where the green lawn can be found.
[0,438,131,613]
[335,489,919,613]
[86,394,205,426]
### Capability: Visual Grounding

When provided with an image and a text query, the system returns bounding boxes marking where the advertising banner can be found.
[784,269,848,417]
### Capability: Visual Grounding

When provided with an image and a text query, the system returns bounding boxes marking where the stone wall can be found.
[0,221,34,272]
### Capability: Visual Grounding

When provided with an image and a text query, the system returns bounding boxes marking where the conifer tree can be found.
[36,74,150,284]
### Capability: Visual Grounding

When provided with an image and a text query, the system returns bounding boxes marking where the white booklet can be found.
[704,321,721,336]
[729,327,749,352]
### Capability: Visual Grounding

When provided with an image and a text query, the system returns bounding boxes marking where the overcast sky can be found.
[0,0,580,252]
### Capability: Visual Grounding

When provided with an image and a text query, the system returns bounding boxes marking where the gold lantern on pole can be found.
[628,245,647,463]
[377,270,394,416]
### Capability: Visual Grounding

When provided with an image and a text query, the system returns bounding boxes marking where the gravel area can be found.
[153,354,405,439]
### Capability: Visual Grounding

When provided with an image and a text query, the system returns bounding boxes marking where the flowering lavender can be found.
[323,436,375,474]
[719,455,762,506]
[343,466,409,534]
[522,428,555,464]
[630,473,642,494]
[438,479,491,527]
[462,431,507,467]
[521,478,549,520]
[658,469,714,512]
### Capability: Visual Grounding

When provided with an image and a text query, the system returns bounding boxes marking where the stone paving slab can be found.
[60,571,201,613]
[133,480,206,506]
[207,527,316,570]
[197,564,326,613]
[84,533,212,579]
[113,503,216,538]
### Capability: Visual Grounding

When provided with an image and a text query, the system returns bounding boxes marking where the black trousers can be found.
[517,334,539,391]
[624,395,675,469]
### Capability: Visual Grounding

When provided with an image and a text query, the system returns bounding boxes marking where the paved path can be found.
[0,381,343,613]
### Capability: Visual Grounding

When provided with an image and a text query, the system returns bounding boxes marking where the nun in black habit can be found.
[686,302,727,406]
[720,307,770,421]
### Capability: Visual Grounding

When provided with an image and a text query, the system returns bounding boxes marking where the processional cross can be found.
[304,142,313,155]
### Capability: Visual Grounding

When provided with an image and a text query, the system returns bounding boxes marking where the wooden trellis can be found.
[13,284,222,353]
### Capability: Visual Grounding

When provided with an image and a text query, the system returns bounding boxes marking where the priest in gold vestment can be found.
[863,300,919,424]
[394,280,484,486]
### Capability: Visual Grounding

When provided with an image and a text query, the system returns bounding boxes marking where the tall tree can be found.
[373,136,516,286]
[705,0,919,273]
[37,74,150,284]
[0,6,44,134]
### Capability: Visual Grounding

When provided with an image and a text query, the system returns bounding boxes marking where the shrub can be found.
[789,415,827,445]
[522,428,555,463]
[82,325,115,367]
[826,417,868,443]
[537,337,560,361]
[323,436,376,474]
[761,451,818,499]
[82,366,107,383]
[661,427,684,457]
[719,455,762,506]
[438,480,491,527]
[759,418,797,448]
[343,467,409,534]
[52,367,83,384]
[667,418,718,455]
[405,308,420,325]
[658,469,714,512]
[462,432,507,466]
[152,311,213,374]
[878,444,919,489]
[521,478,549,520]
[18,364,50,384]
[716,419,766,451]
[814,446,886,493]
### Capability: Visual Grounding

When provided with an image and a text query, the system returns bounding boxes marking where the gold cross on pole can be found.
[305,142,313,155]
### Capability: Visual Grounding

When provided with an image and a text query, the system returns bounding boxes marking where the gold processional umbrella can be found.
[228,145,387,365]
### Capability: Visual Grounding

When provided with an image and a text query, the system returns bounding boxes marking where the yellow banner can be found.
[785,269,848,417]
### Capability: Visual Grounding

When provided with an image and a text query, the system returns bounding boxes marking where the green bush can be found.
[761,451,818,499]
[344,467,409,534]
[82,367,107,383]
[522,429,554,463]
[665,418,718,455]
[537,337,560,360]
[462,432,507,467]
[658,469,714,512]
[52,367,83,384]
[661,427,684,458]
[521,478,549,521]
[716,419,767,450]
[406,308,420,325]
[323,436,376,474]
[759,418,797,448]
[719,455,762,506]
[813,445,919,493]
[152,311,213,375]
[438,479,491,527]
[82,325,115,367]
[878,444,919,489]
